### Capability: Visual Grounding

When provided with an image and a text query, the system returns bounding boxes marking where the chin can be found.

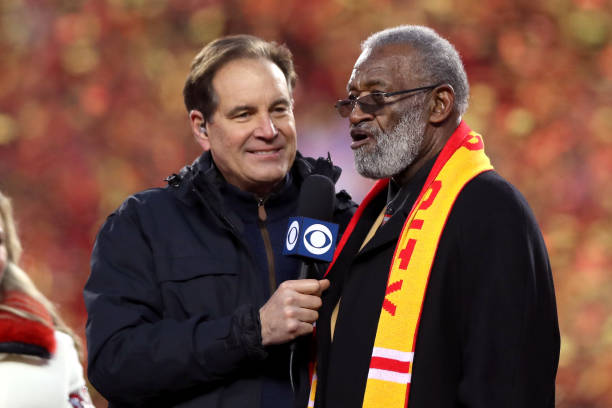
[251,169,285,186]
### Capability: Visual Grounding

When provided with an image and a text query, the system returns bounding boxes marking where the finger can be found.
[283,304,319,324]
[283,311,317,335]
[293,308,319,324]
[283,304,318,323]
[282,279,324,295]
[283,292,323,310]
[294,321,315,337]
[318,279,330,293]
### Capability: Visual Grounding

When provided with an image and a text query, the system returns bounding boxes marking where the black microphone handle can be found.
[297,261,311,280]
[289,259,318,391]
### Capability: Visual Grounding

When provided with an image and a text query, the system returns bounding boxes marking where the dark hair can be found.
[362,25,469,115]
[183,34,297,121]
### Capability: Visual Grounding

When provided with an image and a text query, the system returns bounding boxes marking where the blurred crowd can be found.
[0,0,610,406]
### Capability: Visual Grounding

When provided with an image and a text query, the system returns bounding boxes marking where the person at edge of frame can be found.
[0,190,95,408]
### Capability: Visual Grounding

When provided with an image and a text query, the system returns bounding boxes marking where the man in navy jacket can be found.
[84,34,355,408]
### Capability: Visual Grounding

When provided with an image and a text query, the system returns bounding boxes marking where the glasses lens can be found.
[335,100,354,117]
[335,93,388,117]
[357,93,385,114]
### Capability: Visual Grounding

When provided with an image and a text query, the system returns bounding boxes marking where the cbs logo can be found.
[285,221,334,255]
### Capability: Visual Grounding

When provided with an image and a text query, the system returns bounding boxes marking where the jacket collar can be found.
[167,151,343,207]
[164,151,344,236]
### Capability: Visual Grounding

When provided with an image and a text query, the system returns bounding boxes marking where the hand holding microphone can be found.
[258,175,338,346]
[259,278,329,345]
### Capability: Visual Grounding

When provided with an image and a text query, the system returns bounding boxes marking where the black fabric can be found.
[84,151,356,408]
[0,341,51,359]
[312,162,560,408]
[220,175,302,408]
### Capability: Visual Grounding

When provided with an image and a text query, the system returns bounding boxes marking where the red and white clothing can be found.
[0,291,94,407]
[0,331,94,408]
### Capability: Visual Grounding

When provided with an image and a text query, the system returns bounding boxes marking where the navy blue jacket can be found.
[84,152,355,407]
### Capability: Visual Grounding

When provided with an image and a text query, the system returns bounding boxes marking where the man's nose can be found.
[348,102,373,125]
[254,114,278,139]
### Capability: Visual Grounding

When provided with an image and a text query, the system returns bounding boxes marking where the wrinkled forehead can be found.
[348,44,419,92]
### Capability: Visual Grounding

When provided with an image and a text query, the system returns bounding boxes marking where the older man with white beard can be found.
[301,25,560,408]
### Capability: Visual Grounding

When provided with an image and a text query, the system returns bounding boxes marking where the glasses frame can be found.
[334,84,441,117]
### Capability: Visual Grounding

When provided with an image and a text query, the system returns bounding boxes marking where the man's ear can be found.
[189,110,210,151]
[428,85,455,124]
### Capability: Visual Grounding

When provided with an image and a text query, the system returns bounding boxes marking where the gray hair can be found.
[362,25,469,115]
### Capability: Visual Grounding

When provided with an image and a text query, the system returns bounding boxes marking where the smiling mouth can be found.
[249,148,282,155]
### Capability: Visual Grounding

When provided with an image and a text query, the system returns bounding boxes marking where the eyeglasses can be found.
[334,84,439,117]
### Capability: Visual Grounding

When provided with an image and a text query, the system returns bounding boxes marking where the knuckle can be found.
[284,307,295,318]
[287,321,299,333]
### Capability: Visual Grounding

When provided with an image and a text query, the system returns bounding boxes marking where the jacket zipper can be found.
[257,198,276,295]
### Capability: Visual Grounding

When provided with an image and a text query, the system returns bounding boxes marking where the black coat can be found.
[84,151,355,408]
[312,164,560,408]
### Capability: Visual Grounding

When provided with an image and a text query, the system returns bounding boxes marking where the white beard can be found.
[353,105,427,179]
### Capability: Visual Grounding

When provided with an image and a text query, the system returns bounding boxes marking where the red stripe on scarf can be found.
[370,356,411,373]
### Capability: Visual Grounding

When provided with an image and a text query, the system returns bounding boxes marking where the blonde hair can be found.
[0,191,83,358]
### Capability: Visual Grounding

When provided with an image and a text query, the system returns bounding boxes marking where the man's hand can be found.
[259,279,330,346]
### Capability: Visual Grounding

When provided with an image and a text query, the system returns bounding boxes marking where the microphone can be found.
[285,174,339,392]
[283,174,339,279]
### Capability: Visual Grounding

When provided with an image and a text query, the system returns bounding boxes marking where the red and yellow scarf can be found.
[308,122,493,407]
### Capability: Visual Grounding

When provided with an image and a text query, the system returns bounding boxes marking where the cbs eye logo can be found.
[285,221,334,256]
[303,224,333,255]
[286,220,300,251]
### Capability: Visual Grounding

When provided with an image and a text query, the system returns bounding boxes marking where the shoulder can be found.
[115,187,173,215]
[108,153,212,220]
[95,187,172,237]
[451,170,543,238]
[457,170,533,218]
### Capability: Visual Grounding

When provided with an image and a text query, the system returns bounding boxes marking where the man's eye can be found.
[235,112,250,119]
[271,106,290,116]
[368,93,386,104]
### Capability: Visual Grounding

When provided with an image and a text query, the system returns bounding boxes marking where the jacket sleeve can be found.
[454,175,560,407]
[83,199,266,406]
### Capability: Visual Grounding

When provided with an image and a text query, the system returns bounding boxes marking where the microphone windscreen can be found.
[297,175,335,222]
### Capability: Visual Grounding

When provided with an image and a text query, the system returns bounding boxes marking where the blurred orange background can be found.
[1,0,611,406]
